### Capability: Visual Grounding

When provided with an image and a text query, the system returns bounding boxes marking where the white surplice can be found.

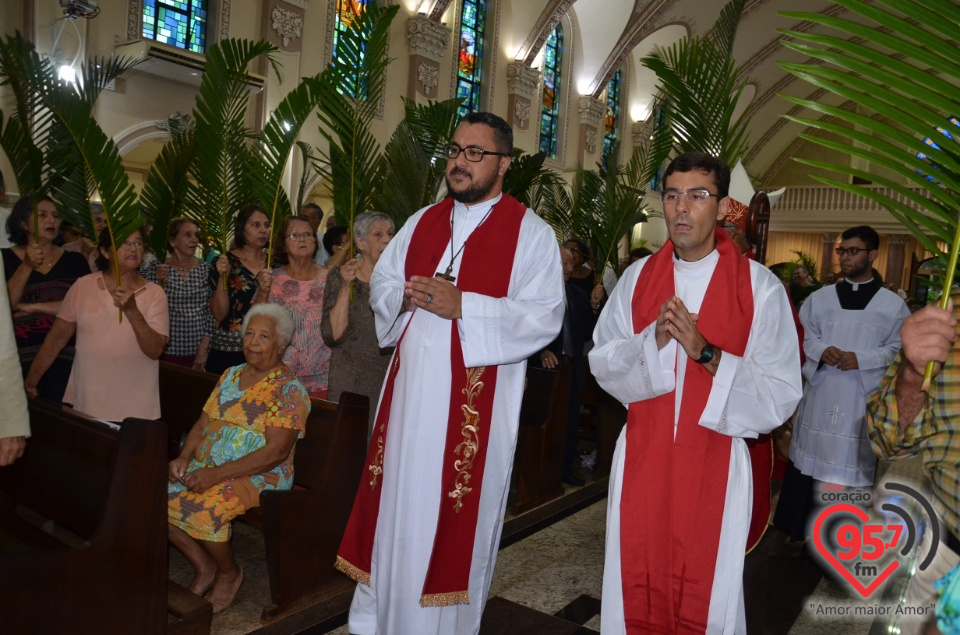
[588,250,802,635]
[347,194,565,635]
[789,283,910,486]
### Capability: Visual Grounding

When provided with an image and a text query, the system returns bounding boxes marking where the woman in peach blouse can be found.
[25,227,169,421]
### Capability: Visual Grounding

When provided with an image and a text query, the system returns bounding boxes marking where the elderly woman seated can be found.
[167,303,310,613]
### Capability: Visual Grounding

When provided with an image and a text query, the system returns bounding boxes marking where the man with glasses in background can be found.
[336,111,564,635]
[590,152,802,633]
[774,225,910,556]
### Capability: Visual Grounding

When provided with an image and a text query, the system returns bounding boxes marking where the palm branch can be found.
[247,74,325,260]
[502,149,565,210]
[294,141,319,213]
[140,114,197,257]
[185,39,278,259]
[777,0,960,388]
[641,0,750,165]
[315,3,399,239]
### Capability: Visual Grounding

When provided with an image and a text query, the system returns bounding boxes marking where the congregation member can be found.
[258,215,331,398]
[322,224,351,270]
[207,204,271,375]
[298,202,330,265]
[563,237,599,296]
[775,225,910,542]
[3,195,89,403]
[24,227,169,422]
[533,243,602,486]
[142,217,215,368]
[168,303,309,614]
[320,210,395,437]
[867,295,960,635]
[588,152,802,633]
[0,253,29,466]
[335,111,564,635]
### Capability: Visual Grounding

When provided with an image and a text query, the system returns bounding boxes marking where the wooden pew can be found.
[580,365,626,477]
[509,363,571,514]
[158,362,369,623]
[0,400,210,634]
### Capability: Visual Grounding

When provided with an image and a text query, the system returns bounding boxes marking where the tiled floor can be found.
[176,456,932,634]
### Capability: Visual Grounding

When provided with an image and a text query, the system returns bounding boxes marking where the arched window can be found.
[603,68,622,157]
[142,0,207,54]
[332,0,371,98]
[456,0,487,118]
[538,24,563,159]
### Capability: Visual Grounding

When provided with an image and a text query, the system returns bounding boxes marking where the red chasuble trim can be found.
[621,229,753,634]
[336,194,526,607]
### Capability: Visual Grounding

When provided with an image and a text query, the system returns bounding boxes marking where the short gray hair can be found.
[242,303,295,347]
[353,211,394,242]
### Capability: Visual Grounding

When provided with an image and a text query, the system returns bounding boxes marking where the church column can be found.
[506,62,541,149]
[632,119,653,155]
[821,232,837,278]
[406,15,451,103]
[885,234,910,290]
[578,96,606,165]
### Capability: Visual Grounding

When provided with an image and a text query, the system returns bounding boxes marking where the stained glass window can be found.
[142,0,207,54]
[456,0,486,118]
[538,25,563,158]
[331,0,370,98]
[603,68,622,157]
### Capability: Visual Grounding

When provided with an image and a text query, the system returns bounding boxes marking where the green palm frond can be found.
[141,115,197,257]
[402,96,462,158]
[642,0,750,164]
[294,141,319,213]
[315,4,399,231]
[534,176,574,240]
[502,149,564,210]
[247,74,325,258]
[777,0,960,260]
[376,121,436,228]
[76,54,141,107]
[185,39,278,254]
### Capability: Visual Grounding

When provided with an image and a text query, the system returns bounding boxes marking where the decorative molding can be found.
[518,0,575,65]
[578,95,605,128]
[155,111,191,131]
[280,0,311,8]
[429,0,455,22]
[127,0,141,41]
[505,62,540,100]
[271,5,304,48]
[417,62,440,95]
[632,119,652,147]
[515,100,531,130]
[220,0,232,42]
[488,0,501,109]
[887,234,912,245]
[406,15,451,63]
[584,129,597,155]
[769,185,934,234]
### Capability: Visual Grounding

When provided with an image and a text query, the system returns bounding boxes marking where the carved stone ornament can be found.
[579,95,606,128]
[515,100,531,129]
[632,120,653,146]
[585,129,597,155]
[271,5,303,47]
[155,111,191,131]
[280,0,310,8]
[418,62,439,96]
[506,61,540,101]
[406,15,451,64]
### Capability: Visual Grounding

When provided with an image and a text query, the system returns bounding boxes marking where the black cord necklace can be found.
[436,202,496,283]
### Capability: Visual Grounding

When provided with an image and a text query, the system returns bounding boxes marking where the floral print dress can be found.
[269,268,331,397]
[167,364,309,542]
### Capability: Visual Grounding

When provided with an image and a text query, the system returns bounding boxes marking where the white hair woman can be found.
[320,211,394,437]
[167,302,309,613]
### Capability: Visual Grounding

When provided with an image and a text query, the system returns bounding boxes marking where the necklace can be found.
[437,202,496,283]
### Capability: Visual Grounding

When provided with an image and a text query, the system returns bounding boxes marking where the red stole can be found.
[335,194,526,607]
[622,229,753,633]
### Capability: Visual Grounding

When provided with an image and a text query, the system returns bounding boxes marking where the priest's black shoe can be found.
[563,474,585,486]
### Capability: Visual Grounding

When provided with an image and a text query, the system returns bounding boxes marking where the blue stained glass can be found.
[142,0,207,53]
[916,116,960,183]
[457,0,487,118]
[539,24,562,158]
[332,0,370,99]
[603,68,622,157]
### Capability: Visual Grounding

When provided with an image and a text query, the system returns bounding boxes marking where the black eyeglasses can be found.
[442,143,510,162]
[835,247,868,256]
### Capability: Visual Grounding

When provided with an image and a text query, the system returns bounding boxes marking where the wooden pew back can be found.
[0,401,170,634]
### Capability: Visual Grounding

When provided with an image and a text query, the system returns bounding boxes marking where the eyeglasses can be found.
[442,143,510,162]
[121,239,144,248]
[660,189,720,207]
[835,247,868,256]
[285,232,315,241]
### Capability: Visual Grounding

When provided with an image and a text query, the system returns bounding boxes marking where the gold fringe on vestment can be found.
[334,556,371,586]
[419,590,470,607]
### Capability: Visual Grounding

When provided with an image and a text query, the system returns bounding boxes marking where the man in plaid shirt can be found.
[867,298,960,635]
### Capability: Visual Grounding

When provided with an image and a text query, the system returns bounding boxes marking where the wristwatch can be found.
[695,343,716,365]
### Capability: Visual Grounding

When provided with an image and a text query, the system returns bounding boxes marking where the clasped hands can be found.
[169,457,220,493]
[655,296,708,360]
[821,346,859,371]
[404,275,462,319]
